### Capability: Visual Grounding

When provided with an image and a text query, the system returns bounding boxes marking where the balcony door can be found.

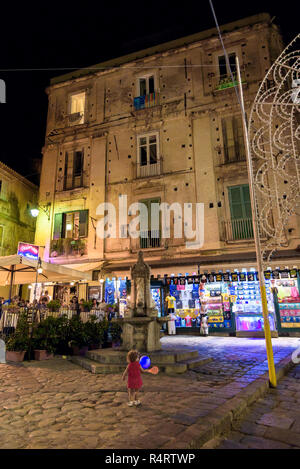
[137,134,160,178]
[139,198,161,249]
[228,185,253,240]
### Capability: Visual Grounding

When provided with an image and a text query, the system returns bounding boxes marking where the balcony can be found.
[68,112,85,126]
[50,238,87,258]
[210,69,247,93]
[221,218,254,242]
[133,92,159,111]
[140,230,161,249]
[136,160,162,179]
[221,145,246,164]
[64,173,83,191]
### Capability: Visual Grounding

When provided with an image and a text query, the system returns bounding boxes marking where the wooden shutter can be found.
[53,213,63,239]
[228,185,251,220]
[228,186,244,220]
[79,210,88,237]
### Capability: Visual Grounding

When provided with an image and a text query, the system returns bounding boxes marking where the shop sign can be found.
[247,272,255,281]
[215,273,223,282]
[280,270,290,279]
[239,273,247,282]
[17,242,39,260]
[272,270,280,279]
[231,273,238,282]
[290,269,298,278]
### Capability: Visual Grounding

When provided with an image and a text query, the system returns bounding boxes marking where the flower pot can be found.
[34,350,54,361]
[72,345,88,356]
[6,351,26,362]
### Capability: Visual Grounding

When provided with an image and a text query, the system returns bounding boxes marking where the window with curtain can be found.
[53,210,88,240]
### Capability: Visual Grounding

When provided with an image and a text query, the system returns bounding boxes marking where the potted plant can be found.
[5,313,29,362]
[68,315,89,356]
[84,315,105,350]
[32,316,57,360]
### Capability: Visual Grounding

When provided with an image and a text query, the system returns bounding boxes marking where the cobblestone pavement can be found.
[215,363,300,449]
[0,336,299,449]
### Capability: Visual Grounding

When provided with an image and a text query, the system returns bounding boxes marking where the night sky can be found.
[0,1,298,183]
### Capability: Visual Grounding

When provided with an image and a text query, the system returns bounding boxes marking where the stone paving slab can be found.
[216,362,300,449]
[0,336,299,449]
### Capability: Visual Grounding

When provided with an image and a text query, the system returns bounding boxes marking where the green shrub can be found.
[32,315,70,354]
[47,300,61,312]
[109,321,122,343]
[5,313,30,351]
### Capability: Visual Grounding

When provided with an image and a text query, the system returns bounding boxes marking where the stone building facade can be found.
[0,161,38,296]
[35,13,300,296]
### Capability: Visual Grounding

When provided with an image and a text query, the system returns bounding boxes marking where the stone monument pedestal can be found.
[71,252,213,373]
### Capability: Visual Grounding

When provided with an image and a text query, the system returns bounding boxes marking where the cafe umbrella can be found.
[0,254,92,300]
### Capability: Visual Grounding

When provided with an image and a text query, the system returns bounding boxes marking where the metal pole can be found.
[9,265,15,301]
[235,56,277,388]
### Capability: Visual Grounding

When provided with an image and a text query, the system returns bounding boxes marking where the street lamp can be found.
[30,203,51,221]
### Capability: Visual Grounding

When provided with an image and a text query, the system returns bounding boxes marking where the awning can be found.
[0,255,92,288]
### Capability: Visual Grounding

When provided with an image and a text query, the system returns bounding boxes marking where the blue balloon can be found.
[139,355,151,369]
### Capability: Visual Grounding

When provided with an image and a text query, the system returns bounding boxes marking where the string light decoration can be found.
[248,34,300,267]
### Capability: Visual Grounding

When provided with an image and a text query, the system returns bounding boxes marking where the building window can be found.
[134,75,158,110]
[221,116,245,163]
[218,53,236,80]
[139,75,155,96]
[137,134,160,177]
[227,185,253,240]
[69,91,86,125]
[53,210,88,240]
[64,150,84,190]
[138,198,161,249]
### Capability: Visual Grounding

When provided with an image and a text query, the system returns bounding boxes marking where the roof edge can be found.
[50,12,272,86]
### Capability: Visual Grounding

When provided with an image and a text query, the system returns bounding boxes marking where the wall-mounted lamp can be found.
[30,203,51,221]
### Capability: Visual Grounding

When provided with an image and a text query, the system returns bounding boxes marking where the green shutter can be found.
[242,185,251,218]
[228,186,244,219]
[79,210,88,237]
[53,213,63,240]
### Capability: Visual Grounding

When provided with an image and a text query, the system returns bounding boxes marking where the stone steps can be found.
[70,350,213,375]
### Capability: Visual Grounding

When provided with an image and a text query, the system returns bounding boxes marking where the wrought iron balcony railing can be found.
[136,160,162,178]
[140,230,161,249]
[221,218,254,242]
[133,92,159,110]
[222,144,246,164]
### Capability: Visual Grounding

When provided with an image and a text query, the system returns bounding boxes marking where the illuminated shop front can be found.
[162,269,281,336]
[271,268,300,335]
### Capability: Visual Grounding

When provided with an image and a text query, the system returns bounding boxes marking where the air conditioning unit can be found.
[69,112,83,122]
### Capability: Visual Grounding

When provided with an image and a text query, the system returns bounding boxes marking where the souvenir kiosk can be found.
[163,270,278,337]
[163,274,235,335]
[271,268,300,336]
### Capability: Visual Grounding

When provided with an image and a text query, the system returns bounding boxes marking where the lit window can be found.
[69,92,86,124]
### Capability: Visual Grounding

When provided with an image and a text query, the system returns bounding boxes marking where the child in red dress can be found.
[122,350,144,407]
